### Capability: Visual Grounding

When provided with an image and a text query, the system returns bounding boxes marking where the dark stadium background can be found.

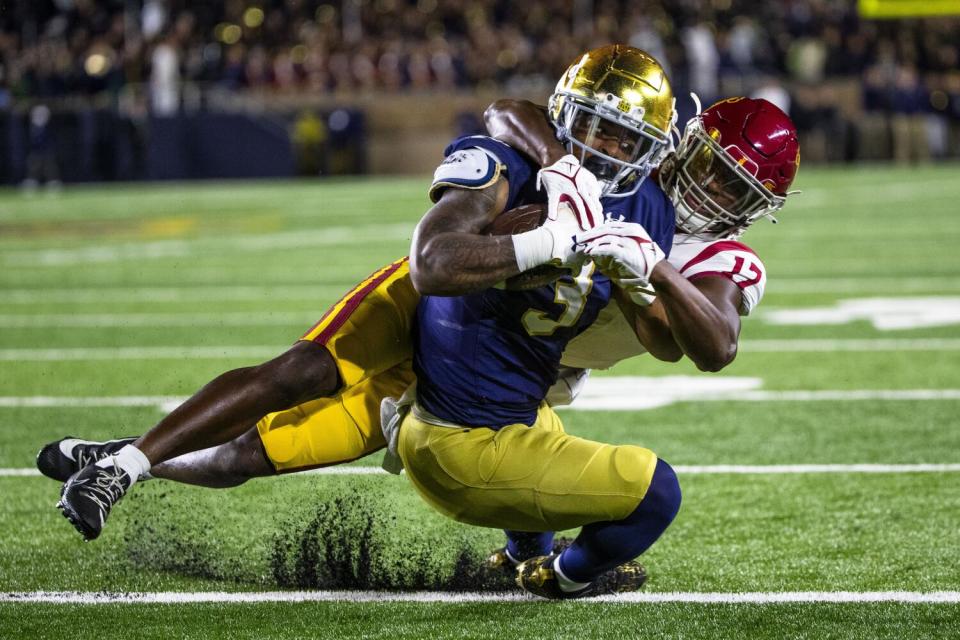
[1,0,959,184]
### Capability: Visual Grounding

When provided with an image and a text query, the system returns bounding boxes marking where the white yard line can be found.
[2,387,959,413]
[6,464,960,478]
[768,277,960,294]
[2,224,413,267]
[738,338,960,352]
[0,396,182,407]
[726,390,960,401]
[0,313,315,328]
[1,285,340,304]
[2,590,958,604]
[0,346,283,361]
[5,277,960,304]
[3,339,960,361]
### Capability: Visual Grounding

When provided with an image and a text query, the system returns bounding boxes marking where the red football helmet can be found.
[664,97,800,238]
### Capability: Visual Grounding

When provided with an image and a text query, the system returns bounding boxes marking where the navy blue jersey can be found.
[415,136,675,428]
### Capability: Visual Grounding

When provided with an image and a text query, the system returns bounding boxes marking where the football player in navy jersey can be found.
[393,45,694,599]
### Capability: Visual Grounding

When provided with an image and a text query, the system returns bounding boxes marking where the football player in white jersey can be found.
[481,96,800,590]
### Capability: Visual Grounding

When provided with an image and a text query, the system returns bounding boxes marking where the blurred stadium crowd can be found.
[2,0,960,182]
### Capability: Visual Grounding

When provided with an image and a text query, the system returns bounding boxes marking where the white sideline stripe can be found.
[6,464,960,478]
[673,464,960,474]
[4,339,960,361]
[2,590,959,605]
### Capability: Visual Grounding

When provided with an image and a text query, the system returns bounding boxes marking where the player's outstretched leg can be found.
[58,427,274,540]
[148,426,275,488]
[516,459,682,599]
[55,340,340,541]
[132,340,340,465]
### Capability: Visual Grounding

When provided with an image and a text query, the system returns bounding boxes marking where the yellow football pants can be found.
[397,403,659,532]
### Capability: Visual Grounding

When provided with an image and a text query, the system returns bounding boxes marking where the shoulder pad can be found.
[428,148,503,203]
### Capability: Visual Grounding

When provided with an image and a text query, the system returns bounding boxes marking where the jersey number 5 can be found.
[522,263,595,336]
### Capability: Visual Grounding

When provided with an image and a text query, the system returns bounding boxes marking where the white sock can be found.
[96,444,151,485]
[553,555,592,593]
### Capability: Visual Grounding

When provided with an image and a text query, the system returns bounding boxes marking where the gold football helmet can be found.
[548,45,676,198]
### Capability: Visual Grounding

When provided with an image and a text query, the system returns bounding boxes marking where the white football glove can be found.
[574,220,666,306]
[537,154,603,232]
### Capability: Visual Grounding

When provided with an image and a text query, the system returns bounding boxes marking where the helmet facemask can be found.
[551,90,672,198]
[667,116,786,239]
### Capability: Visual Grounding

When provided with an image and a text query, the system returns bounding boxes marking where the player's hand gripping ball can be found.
[486,203,569,290]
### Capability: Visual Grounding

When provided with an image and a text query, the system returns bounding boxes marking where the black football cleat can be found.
[37,436,137,482]
[57,460,133,541]
[516,554,647,600]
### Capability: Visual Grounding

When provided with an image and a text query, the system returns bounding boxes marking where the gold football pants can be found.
[397,403,659,532]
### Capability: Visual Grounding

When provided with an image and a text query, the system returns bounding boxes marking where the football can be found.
[486,202,568,290]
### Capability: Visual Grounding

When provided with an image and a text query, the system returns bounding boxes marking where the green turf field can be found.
[1,164,959,638]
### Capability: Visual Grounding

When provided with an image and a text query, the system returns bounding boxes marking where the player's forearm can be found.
[411,232,521,295]
[613,288,683,363]
[649,264,739,372]
[484,99,567,167]
[410,178,523,295]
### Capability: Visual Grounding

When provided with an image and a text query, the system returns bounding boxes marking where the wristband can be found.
[512,227,553,271]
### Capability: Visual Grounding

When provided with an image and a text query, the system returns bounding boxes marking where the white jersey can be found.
[559,235,766,370]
